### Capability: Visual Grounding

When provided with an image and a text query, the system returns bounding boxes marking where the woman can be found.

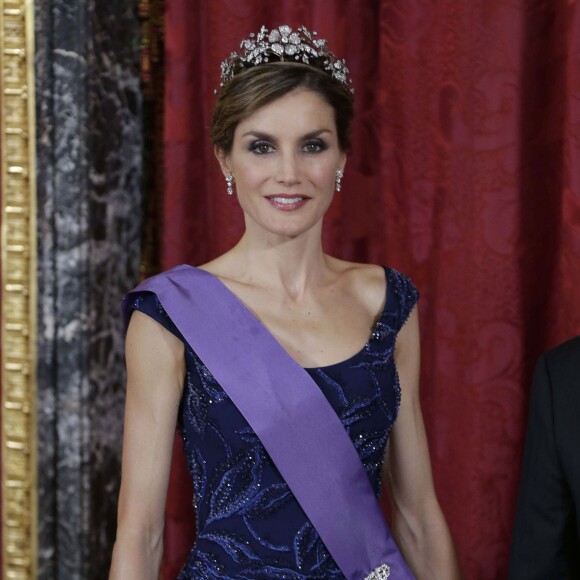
[110,25,461,580]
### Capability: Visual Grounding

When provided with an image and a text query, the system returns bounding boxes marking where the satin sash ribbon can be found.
[123,265,415,580]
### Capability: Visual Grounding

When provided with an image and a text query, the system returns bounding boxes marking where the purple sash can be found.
[123,265,415,580]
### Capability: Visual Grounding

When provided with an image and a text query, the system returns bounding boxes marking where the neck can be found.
[227,229,332,297]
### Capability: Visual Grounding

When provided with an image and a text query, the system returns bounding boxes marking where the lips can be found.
[265,194,309,211]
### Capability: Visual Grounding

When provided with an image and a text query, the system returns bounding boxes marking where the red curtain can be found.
[162,2,580,578]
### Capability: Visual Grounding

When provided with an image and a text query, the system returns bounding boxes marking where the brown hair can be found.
[211,62,354,154]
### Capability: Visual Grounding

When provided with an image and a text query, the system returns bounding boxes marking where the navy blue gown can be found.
[126,267,418,579]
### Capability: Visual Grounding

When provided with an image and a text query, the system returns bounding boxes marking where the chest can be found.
[239,290,380,368]
[181,329,400,494]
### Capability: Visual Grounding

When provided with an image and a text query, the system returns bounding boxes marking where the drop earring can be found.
[225,174,234,196]
[335,170,343,192]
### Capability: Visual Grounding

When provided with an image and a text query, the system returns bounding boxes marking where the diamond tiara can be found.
[218,25,352,91]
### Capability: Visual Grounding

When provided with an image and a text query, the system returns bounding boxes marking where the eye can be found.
[302,139,328,153]
[249,140,275,154]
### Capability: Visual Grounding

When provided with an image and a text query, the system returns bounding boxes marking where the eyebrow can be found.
[240,129,332,141]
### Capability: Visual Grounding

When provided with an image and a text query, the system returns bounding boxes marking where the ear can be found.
[214,145,232,178]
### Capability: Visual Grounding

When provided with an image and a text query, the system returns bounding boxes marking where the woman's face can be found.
[217,89,346,240]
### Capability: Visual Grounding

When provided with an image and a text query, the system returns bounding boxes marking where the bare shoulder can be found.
[331,258,385,290]
[197,252,238,279]
[328,258,387,315]
[197,256,224,276]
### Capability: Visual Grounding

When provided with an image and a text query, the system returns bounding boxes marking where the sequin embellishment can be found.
[365,563,391,579]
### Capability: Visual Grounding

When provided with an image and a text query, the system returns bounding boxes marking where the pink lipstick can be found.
[265,195,309,211]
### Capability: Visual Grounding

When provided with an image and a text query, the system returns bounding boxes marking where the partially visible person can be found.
[509,336,580,579]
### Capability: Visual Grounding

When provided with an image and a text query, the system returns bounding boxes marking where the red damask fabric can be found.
[162,2,580,578]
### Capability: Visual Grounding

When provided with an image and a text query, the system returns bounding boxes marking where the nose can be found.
[275,151,301,186]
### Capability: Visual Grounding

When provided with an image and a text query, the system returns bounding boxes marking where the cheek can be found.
[310,162,338,187]
[233,163,269,188]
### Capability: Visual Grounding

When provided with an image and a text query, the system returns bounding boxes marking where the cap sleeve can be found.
[386,268,420,332]
[123,290,184,342]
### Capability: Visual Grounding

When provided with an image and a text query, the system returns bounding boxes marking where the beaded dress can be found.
[126,267,419,579]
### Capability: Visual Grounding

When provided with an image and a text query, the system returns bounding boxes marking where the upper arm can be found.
[384,295,462,577]
[116,310,185,535]
[385,305,437,516]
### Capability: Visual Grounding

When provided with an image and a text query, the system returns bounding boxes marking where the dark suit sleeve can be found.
[509,354,578,579]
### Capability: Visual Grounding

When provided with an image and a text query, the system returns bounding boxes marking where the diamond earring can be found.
[226,174,234,196]
[335,170,343,192]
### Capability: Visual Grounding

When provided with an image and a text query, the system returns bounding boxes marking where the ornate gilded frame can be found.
[0,0,38,577]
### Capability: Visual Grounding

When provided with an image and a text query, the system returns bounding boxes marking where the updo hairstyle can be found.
[211,62,354,154]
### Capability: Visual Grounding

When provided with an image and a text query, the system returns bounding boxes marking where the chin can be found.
[243,205,326,239]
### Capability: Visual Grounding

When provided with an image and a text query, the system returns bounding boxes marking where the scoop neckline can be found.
[303,266,390,371]
[187,264,391,372]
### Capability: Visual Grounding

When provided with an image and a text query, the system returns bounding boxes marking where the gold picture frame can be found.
[0,0,38,577]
